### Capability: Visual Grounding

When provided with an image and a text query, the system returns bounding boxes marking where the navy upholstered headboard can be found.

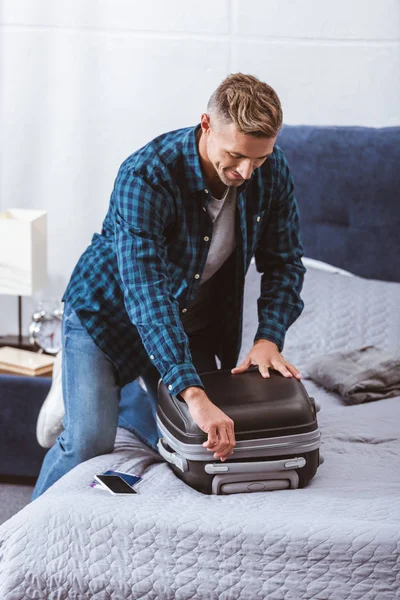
[277,125,400,282]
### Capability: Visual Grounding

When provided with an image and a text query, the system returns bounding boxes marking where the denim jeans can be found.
[32,302,217,500]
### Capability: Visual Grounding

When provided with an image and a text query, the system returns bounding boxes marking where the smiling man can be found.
[33,73,306,499]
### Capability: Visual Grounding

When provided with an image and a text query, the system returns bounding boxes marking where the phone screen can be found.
[96,475,138,494]
[104,470,141,487]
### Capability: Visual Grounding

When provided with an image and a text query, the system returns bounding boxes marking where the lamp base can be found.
[0,335,34,352]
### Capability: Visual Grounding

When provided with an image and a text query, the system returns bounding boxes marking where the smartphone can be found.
[94,474,138,495]
[102,470,141,487]
[90,470,142,489]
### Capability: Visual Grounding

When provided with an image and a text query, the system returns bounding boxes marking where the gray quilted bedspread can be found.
[0,267,400,599]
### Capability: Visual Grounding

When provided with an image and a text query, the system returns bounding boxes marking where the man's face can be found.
[201,114,277,188]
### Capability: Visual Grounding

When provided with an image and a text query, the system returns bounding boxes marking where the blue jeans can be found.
[32,303,217,500]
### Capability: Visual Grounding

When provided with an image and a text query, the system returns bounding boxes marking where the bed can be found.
[1,125,399,599]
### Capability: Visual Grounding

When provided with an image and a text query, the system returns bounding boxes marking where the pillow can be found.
[250,256,355,276]
[241,265,400,374]
[302,257,355,277]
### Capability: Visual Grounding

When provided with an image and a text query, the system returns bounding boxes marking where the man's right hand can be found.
[180,387,236,462]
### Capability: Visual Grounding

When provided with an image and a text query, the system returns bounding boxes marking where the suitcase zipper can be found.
[157,417,320,461]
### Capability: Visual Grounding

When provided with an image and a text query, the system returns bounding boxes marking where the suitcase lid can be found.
[157,369,318,445]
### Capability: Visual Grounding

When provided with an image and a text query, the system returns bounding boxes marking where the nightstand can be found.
[0,335,34,352]
[0,374,51,482]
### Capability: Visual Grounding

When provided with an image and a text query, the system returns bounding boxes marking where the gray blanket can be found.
[1,266,400,599]
[307,345,400,404]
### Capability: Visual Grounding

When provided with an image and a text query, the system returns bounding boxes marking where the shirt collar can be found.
[181,124,208,195]
[181,123,253,196]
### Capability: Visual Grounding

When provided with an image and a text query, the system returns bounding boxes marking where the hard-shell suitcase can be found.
[156,369,322,495]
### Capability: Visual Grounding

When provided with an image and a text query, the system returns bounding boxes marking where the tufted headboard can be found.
[277,125,400,282]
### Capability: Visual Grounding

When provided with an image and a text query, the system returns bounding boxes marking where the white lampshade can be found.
[0,209,48,296]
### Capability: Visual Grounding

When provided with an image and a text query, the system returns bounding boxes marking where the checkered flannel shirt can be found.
[63,124,306,396]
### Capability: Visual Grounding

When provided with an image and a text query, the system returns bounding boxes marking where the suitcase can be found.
[156,369,322,495]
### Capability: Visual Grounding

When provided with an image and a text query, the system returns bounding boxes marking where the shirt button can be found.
[168,385,172,391]
[204,236,209,242]
[257,216,261,222]
[194,274,200,279]
[181,308,187,313]
[150,355,155,360]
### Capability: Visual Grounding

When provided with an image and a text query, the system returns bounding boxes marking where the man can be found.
[32,73,305,500]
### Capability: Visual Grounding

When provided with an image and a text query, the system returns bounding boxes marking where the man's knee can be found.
[59,429,116,462]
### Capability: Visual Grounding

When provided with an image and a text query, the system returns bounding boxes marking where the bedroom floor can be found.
[0,483,34,525]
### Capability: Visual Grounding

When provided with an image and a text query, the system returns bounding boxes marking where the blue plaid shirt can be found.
[63,124,305,396]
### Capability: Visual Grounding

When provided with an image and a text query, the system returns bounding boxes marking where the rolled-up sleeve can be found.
[253,153,306,351]
[114,168,203,396]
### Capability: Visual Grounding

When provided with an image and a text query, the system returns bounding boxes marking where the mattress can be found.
[1,266,400,600]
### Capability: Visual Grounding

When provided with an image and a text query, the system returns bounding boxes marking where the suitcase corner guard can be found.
[157,437,189,472]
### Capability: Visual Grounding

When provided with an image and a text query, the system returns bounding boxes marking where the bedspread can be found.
[1,392,399,600]
[1,266,400,599]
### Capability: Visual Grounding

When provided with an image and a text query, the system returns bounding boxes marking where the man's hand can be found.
[231,339,302,380]
[180,387,236,461]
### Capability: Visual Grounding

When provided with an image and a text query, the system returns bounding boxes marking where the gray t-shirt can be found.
[200,185,237,283]
[181,186,237,333]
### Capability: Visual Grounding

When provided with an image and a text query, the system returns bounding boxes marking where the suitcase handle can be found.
[157,438,188,473]
[205,456,306,475]
[212,470,300,494]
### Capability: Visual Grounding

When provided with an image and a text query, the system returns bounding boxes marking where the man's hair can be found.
[207,73,283,139]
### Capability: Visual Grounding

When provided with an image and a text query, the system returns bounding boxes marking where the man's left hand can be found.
[231,339,302,379]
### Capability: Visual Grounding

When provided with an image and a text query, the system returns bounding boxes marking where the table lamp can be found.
[0,209,48,349]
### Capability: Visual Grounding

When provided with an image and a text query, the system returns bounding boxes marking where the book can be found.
[0,346,55,377]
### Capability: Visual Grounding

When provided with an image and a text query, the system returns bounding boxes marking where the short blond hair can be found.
[207,73,283,138]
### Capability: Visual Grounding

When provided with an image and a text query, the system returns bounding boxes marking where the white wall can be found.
[1,0,399,336]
